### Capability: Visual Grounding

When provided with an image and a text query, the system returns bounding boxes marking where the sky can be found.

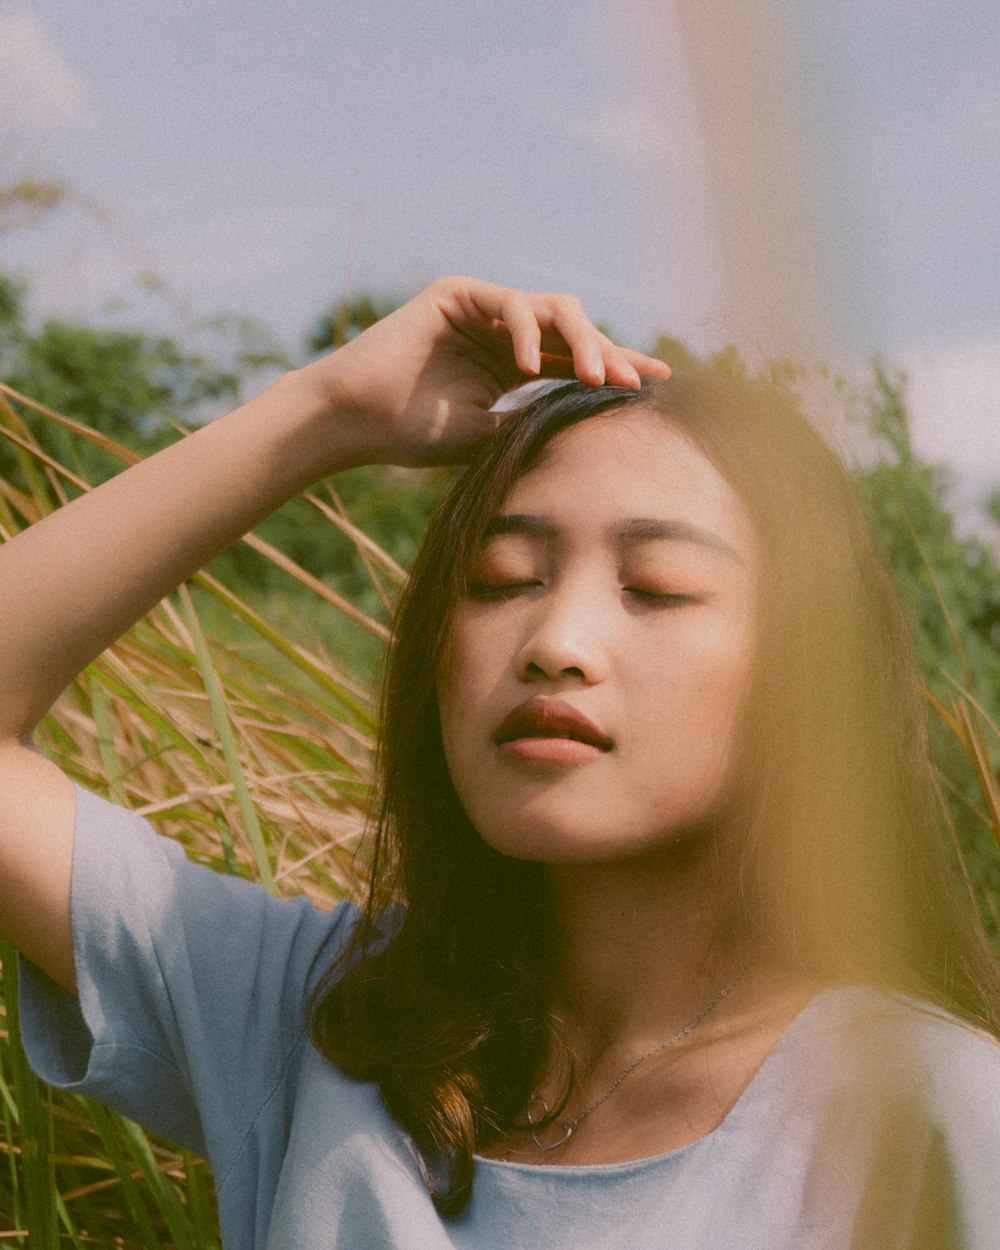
[2,0,998,519]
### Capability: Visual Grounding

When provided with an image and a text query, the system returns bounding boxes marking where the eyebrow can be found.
[484,514,745,565]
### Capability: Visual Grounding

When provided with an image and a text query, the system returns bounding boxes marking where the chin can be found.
[473,819,702,867]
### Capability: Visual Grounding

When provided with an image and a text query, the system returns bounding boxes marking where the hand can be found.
[297,276,672,468]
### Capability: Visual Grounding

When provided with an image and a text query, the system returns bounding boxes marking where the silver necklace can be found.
[526,973,742,1152]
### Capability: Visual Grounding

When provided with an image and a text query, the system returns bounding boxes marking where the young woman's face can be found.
[437,408,759,864]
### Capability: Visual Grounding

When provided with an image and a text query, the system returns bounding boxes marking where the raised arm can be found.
[0,276,669,991]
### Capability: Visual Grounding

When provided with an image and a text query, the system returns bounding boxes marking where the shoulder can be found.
[826,985,1000,1062]
[808,986,1000,1250]
[810,985,1000,1131]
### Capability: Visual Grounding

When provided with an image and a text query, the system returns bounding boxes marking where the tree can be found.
[0,273,283,485]
[307,290,404,353]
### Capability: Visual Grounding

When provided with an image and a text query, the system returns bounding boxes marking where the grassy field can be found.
[0,381,998,1245]
[0,386,393,1246]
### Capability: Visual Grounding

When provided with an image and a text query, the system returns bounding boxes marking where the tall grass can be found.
[0,382,998,1244]
[0,384,391,1245]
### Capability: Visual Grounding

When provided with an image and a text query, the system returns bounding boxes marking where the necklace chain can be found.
[526,972,742,1153]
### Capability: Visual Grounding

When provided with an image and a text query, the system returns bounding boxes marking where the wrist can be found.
[249,362,379,482]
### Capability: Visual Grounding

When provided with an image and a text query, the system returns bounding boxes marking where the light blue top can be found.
[18,786,1000,1249]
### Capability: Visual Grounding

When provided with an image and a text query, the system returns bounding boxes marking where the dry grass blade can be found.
[193,568,374,713]
[0,421,91,494]
[241,531,392,642]
[312,483,407,586]
[0,382,142,466]
[950,698,1000,851]
[0,388,387,1241]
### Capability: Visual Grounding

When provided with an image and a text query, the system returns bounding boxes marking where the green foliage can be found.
[647,333,750,382]
[856,361,1000,696]
[0,180,74,235]
[0,275,238,489]
[985,489,1000,531]
[853,360,1000,932]
[0,274,294,490]
[19,320,232,435]
[307,290,404,353]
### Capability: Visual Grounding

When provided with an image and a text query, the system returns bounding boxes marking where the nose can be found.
[515,581,610,685]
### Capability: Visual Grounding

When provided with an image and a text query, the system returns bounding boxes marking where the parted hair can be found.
[307,373,1000,1214]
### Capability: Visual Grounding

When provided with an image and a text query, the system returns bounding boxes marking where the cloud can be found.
[0,11,86,147]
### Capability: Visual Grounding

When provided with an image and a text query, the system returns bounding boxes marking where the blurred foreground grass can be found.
[0,378,997,1245]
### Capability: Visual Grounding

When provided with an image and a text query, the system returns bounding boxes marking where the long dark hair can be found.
[308,373,1000,1214]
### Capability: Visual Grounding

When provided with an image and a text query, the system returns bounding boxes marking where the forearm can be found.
[0,367,366,739]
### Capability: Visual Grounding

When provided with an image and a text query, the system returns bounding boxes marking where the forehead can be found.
[499,408,756,560]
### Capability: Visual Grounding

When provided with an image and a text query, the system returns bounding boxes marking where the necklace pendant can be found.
[522,972,743,1154]
[530,1117,575,1152]
[526,1095,575,1152]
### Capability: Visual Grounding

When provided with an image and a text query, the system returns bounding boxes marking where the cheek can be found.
[435,621,490,757]
[706,628,757,745]
[693,625,759,784]
[651,614,755,697]
[436,622,471,717]
[437,605,514,705]
[638,619,758,763]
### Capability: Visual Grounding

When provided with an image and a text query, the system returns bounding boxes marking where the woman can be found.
[2,277,998,1248]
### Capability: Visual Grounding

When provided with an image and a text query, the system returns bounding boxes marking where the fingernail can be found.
[624,363,642,387]
[527,346,541,374]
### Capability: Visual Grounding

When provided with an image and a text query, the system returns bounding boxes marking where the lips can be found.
[493,698,613,751]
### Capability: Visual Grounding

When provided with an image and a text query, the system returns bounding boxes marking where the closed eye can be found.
[624,588,706,606]
[465,581,541,601]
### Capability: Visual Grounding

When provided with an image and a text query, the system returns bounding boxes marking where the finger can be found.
[536,345,673,389]
[446,280,542,376]
[601,344,672,390]
[601,343,643,390]
[621,347,673,379]
[533,294,607,386]
[496,290,543,376]
[534,329,671,379]
[538,350,669,389]
[442,278,669,388]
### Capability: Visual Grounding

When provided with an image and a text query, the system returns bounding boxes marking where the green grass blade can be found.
[84,1102,164,1250]
[179,584,275,892]
[90,676,127,806]
[193,568,374,718]
[184,1151,221,1249]
[0,943,59,1249]
[0,1067,25,1240]
[54,1191,87,1250]
[118,1118,198,1250]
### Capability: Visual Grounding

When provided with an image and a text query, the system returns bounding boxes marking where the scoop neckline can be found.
[473,983,848,1176]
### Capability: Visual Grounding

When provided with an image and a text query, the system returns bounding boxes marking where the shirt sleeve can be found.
[17,784,359,1172]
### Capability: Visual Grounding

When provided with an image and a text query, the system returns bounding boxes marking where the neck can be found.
[545,834,741,1059]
